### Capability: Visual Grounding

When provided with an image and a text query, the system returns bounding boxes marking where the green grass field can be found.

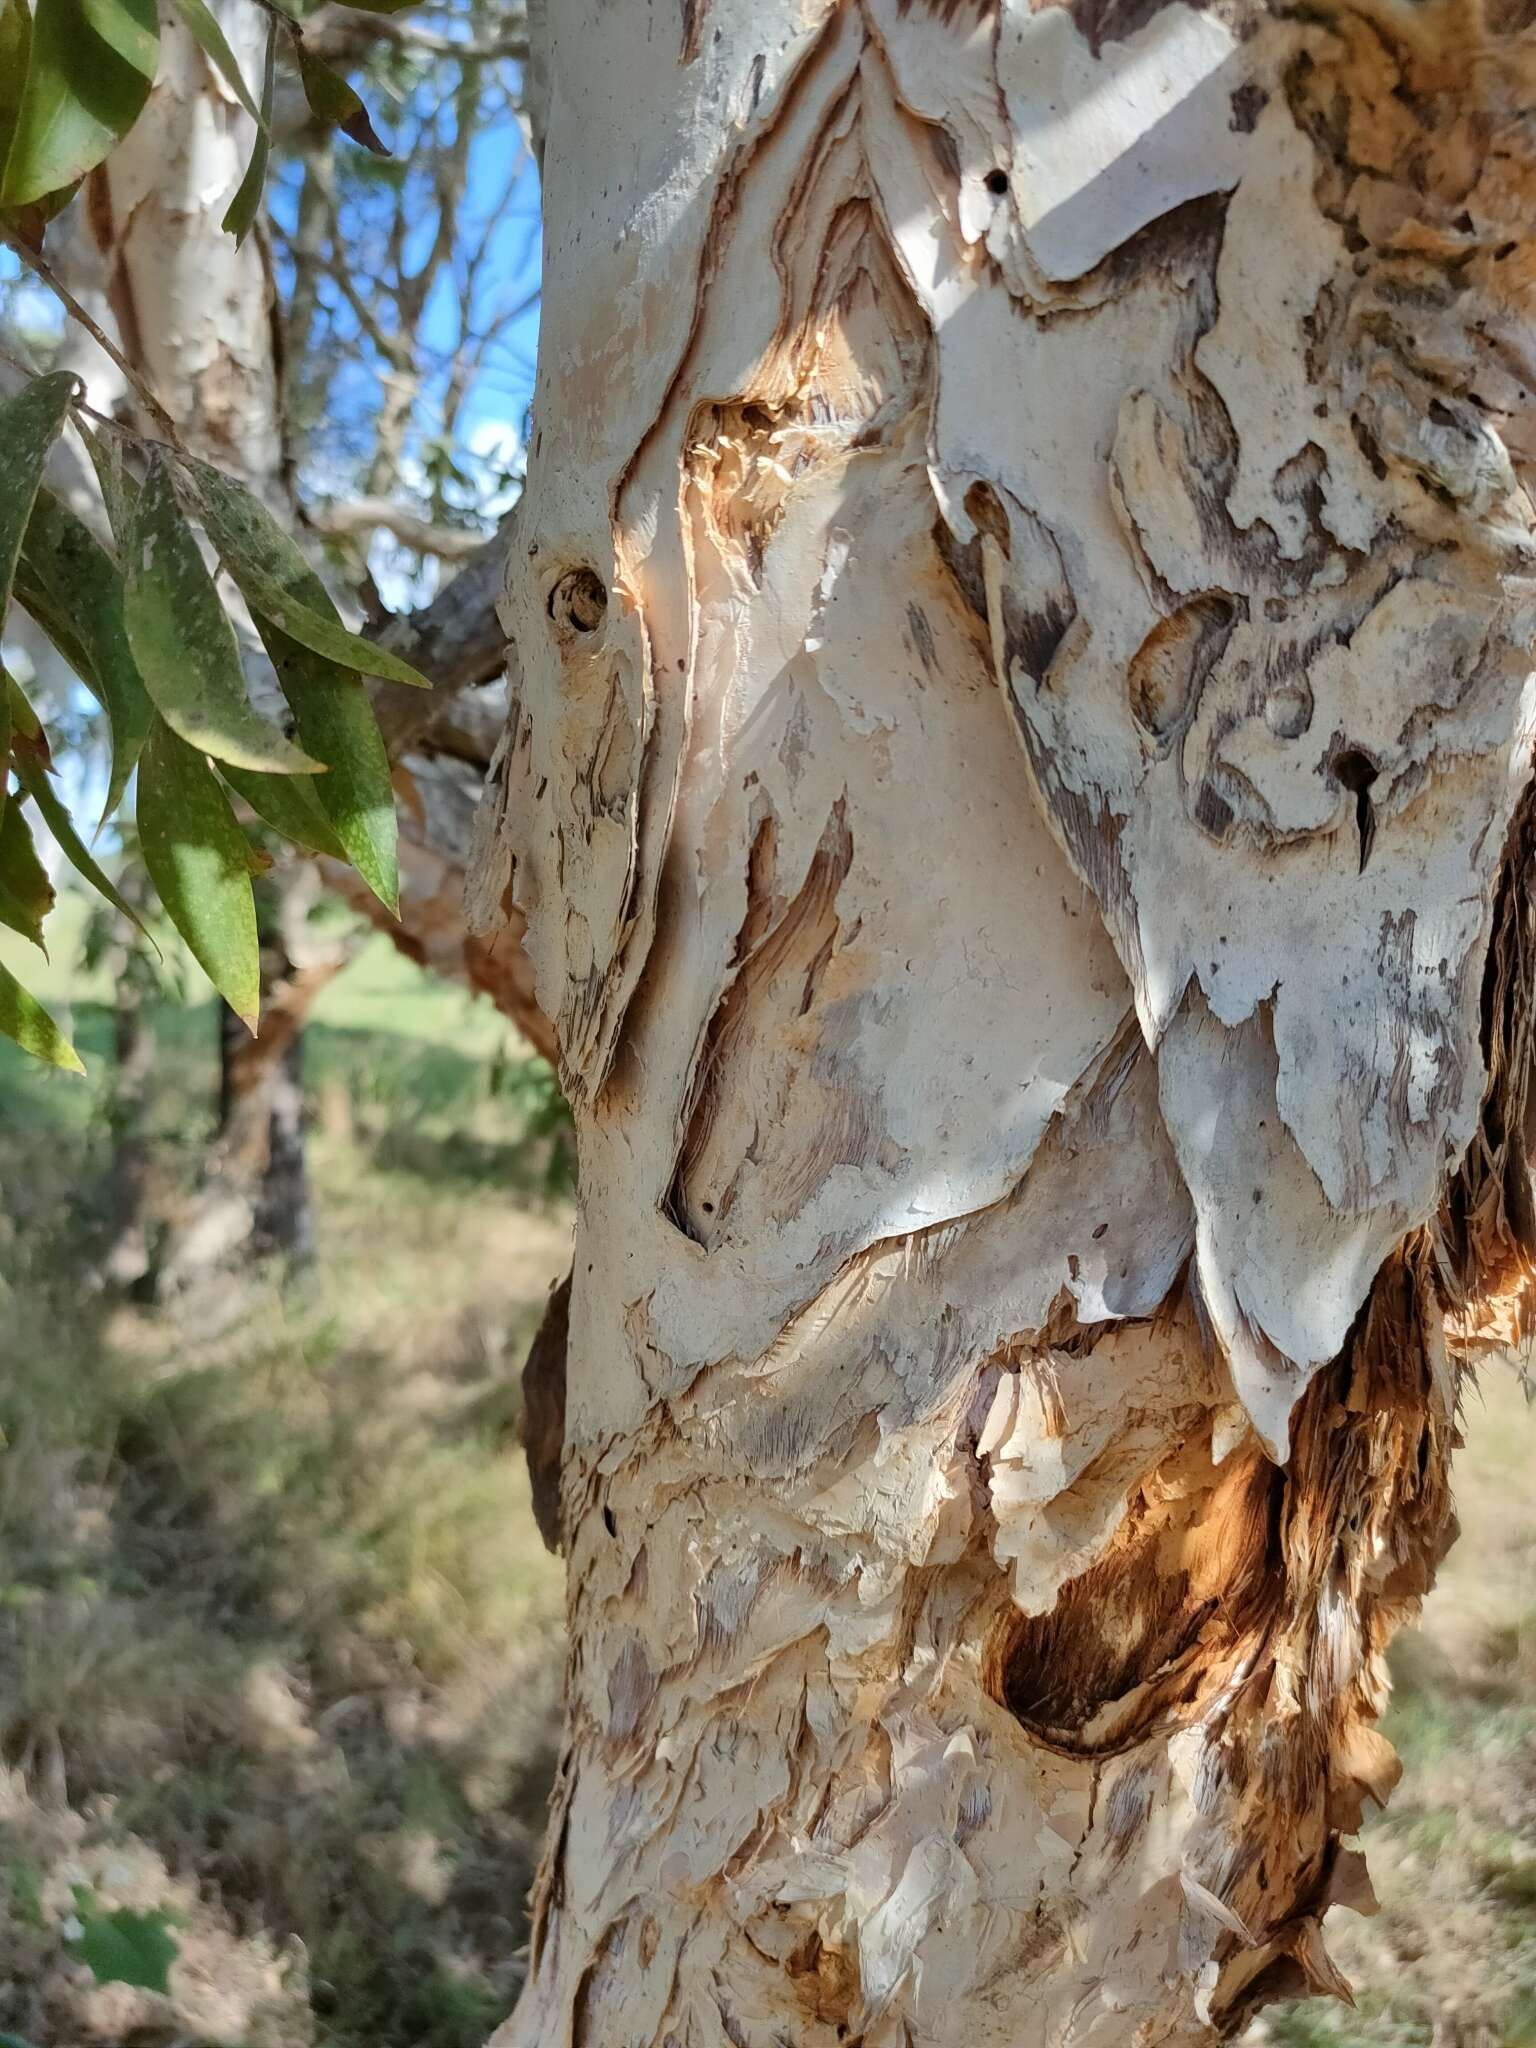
[0,906,1532,2047]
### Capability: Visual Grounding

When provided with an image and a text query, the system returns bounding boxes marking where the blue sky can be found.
[265,42,544,524]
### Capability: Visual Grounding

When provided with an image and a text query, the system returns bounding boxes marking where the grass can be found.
[0,917,569,2048]
[1,908,1535,2046]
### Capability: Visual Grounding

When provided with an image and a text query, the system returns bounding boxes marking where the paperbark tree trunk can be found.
[473,2,1536,2042]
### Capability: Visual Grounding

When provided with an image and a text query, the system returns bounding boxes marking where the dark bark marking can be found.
[665,801,855,1248]
[1127,593,1239,748]
[680,0,708,63]
[521,1270,571,1554]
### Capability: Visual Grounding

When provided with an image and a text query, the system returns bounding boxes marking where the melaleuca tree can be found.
[9,2,1536,2046]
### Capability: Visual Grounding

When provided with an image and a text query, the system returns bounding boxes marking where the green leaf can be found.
[11,554,94,685]
[221,18,274,244]
[0,0,33,183]
[260,624,397,912]
[78,418,135,550]
[124,451,322,775]
[169,0,263,126]
[0,0,159,207]
[3,660,40,763]
[184,460,430,687]
[0,954,80,1070]
[17,488,154,821]
[0,372,75,617]
[70,1906,178,1994]
[8,677,148,936]
[137,721,258,1023]
[0,799,54,949]
[219,760,347,861]
[291,38,388,155]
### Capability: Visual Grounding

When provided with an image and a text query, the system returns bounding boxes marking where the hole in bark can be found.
[986,1432,1282,1754]
[964,479,1011,556]
[984,168,1009,195]
[1332,747,1379,873]
[549,567,608,635]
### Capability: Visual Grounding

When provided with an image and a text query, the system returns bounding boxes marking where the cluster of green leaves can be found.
[0,0,416,250]
[0,370,431,1069]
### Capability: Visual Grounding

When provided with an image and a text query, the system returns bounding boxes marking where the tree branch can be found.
[366,512,513,762]
[312,495,489,560]
[303,3,529,64]
[1,228,183,445]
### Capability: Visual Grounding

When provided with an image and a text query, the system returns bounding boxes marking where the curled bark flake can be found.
[1126,591,1240,748]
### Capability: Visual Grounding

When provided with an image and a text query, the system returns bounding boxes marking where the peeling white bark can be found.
[476,3,1536,2040]
[90,0,285,495]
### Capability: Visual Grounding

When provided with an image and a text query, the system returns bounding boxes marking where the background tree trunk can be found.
[99,869,158,1294]
[476,3,1536,2042]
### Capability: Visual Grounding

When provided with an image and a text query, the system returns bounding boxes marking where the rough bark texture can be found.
[345,539,559,1058]
[474,2,1536,2042]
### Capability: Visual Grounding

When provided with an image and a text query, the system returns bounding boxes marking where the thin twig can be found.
[311,494,489,559]
[1,339,168,462]
[304,4,529,63]
[1,228,184,446]
[0,336,44,384]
